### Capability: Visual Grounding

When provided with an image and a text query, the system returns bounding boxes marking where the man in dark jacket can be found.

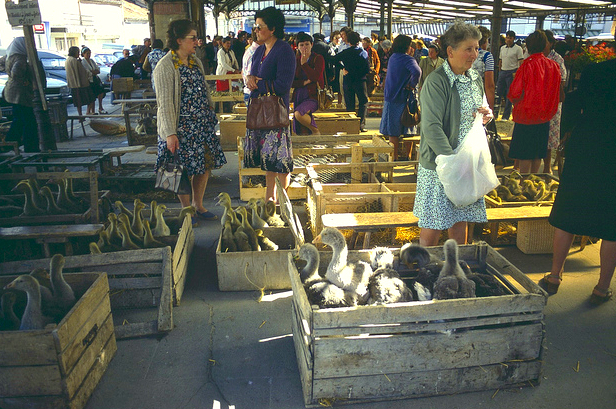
[232,31,248,66]
[312,33,332,83]
[331,31,370,131]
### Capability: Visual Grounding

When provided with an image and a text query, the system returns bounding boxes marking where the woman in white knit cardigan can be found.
[154,19,227,221]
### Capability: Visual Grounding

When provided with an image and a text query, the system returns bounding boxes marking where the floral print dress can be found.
[156,56,226,176]
[413,61,488,230]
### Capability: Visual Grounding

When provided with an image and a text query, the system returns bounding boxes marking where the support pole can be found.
[380,0,385,37]
[23,25,55,151]
[535,15,545,30]
[148,0,156,42]
[387,0,393,39]
[490,0,503,66]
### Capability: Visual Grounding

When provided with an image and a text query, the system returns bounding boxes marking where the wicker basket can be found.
[516,219,555,254]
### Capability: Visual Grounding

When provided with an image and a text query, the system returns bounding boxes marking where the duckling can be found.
[549,181,559,191]
[131,199,146,238]
[106,213,123,246]
[313,227,373,304]
[0,291,20,330]
[114,200,134,220]
[97,230,121,252]
[257,199,268,221]
[369,247,395,270]
[63,172,85,207]
[4,275,46,330]
[305,280,359,308]
[264,200,285,227]
[89,242,102,254]
[165,206,196,233]
[152,204,171,237]
[534,181,548,201]
[27,178,47,210]
[39,186,68,214]
[255,229,278,251]
[233,228,252,252]
[486,189,501,204]
[236,207,260,251]
[506,178,523,196]
[295,243,322,285]
[221,220,238,253]
[217,193,240,231]
[236,205,252,226]
[117,213,144,245]
[117,221,141,250]
[11,180,46,216]
[49,254,76,316]
[248,200,269,230]
[527,174,543,183]
[143,220,166,248]
[466,272,506,297]
[30,268,53,308]
[433,239,476,300]
[149,200,158,229]
[48,179,81,213]
[521,180,539,201]
[369,268,413,304]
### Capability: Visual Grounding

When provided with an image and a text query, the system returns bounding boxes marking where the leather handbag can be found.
[401,90,420,128]
[246,81,290,130]
[317,74,335,111]
[485,121,507,166]
[155,152,191,195]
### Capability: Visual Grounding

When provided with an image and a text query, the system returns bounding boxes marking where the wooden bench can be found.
[0,224,104,257]
[321,206,553,249]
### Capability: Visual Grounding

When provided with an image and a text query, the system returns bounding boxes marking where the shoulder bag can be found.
[155,152,191,195]
[246,81,290,130]
[316,55,335,111]
[401,88,420,128]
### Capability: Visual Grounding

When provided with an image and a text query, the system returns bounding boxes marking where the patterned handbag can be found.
[155,152,191,195]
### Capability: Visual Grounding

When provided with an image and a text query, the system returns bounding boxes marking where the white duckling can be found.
[313,227,373,304]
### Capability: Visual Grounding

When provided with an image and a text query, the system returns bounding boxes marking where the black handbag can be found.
[246,81,290,130]
[485,123,507,166]
[401,90,420,128]
[155,152,191,195]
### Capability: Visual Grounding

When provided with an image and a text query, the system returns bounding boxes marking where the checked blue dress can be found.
[413,62,488,230]
[156,64,226,176]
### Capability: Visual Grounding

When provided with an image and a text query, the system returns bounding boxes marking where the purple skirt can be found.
[293,87,318,135]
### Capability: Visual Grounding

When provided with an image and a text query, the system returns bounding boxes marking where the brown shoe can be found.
[538,274,561,295]
[590,286,612,305]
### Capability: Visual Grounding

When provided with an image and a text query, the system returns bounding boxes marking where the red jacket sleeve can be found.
[507,65,525,105]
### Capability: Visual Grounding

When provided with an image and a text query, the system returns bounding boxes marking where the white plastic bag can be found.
[435,114,500,207]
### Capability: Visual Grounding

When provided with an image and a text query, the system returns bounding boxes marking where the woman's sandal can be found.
[538,274,561,295]
[590,286,612,305]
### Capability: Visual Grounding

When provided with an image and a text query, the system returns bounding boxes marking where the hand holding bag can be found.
[246,81,290,130]
[155,152,191,195]
[435,114,500,207]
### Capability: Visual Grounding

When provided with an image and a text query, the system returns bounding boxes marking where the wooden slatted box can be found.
[0,273,116,409]
[0,215,194,339]
[288,243,547,406]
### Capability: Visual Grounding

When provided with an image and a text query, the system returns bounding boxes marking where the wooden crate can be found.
[216,226,298,291]
[232,103,247,114]
[123,103,158,146]
[0,273,116,409]
[516,219,555,254]
[237,135,393,202]
[219,114,246,151]
[291,112,361,136]
[0,215,194,338]
[0,190,109,228]
[306,167,417,235]
[112,77,133,93]
[288,243,547,406]
[0,170,102,223]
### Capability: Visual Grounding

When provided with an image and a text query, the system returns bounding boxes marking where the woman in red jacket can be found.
[291,32,325,135]
[507,30,561,173]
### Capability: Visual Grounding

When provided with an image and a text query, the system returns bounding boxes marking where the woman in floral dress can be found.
[154,19,226,220]
[413,22,493,246]
[543,30,567,174]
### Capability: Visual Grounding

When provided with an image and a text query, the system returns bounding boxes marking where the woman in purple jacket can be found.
[244,7,296,203]
[379,35,421,160]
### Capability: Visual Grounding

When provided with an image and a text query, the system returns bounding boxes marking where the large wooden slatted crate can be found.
[291,112,361,135]
[216,226,298,291]
[0,273,116,409]
[0,215,194,338]
[306,167,417,235]
[288,243,547,406]
[237,135,393,201]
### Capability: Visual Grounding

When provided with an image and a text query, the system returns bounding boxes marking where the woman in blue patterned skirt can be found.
[154,20,226,220]
[413,22,493,246]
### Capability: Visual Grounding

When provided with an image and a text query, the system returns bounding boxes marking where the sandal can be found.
[590,286,612,305]
[196,210,217,220]
[538,274,561,295]
[99,109,108,114]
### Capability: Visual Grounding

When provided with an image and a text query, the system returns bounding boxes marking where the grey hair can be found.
[441,22,481,50]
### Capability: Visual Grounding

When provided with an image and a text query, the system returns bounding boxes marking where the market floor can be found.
[56,100,616,409]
